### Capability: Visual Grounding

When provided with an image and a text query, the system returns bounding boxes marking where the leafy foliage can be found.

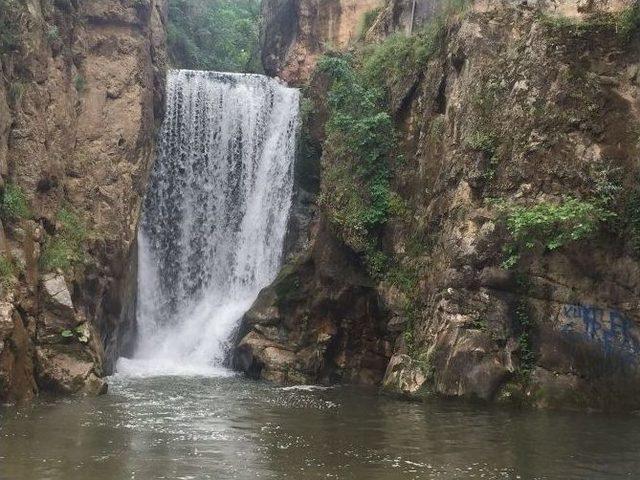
[498,197,614,268]
[317,55,395,275]
[315,2,470,277]
[1,183,30,221]
[40,208,88,273]
[466,131,498,158]
[60,324,89,343]
[167,0,261,72]
[617,3,640,43]
[514,296,536,381]
[467,130,499,181]
[360,0,468,98]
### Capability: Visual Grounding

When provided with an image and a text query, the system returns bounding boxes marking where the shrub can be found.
[1,183,31,221]
[466,130,499,181]
[316,1,470,277]
[466,130,498,158]
[616,4,640,43]
[429,116,445,142]
[40,207,88,273]
[498,197,614,268]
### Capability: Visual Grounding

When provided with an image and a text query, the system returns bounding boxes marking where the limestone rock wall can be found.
[262,0,384,84]
[239,0,640,410]
[0,0,167,403]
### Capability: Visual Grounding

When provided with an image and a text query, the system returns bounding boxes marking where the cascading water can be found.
[117,70,299,376]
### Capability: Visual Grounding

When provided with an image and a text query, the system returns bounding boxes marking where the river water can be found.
[1,374,639,480]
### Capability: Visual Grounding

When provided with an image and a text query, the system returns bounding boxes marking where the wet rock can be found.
[35,347,106,395]
[382,354,429,397]
[244,288,280,326]
[0,303,37,403]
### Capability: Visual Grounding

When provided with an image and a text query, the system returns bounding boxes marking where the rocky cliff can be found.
[236,0,640,411]
[262,0,385,84]
[0,0,167,403]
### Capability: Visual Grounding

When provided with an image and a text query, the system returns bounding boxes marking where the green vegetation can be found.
[513,274,536,382]
[429,116,445,142]
[167,0,261,72]
[361,0,469,99]
[617,4,640,43]
[540,5,640,43]
[468,129,499,181]
[515,300,535,380]
[358,7,382,39]
[40,208,88,273]
[1,183,30,221]
[315,2,471,276]
[296,95,322,193]
[498,197,614,269]
[0,254,16,288]
[317,54,394,276]
[60,324,89,343]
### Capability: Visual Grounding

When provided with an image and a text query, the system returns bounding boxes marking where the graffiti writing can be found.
[560,304,640,364]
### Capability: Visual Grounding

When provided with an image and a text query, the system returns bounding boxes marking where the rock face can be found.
[262,0,385,84]
[0,0,167,402]
[240,0,640,410]
[233,222,392,385]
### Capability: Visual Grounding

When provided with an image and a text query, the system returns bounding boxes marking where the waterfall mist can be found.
[117,70,299,376]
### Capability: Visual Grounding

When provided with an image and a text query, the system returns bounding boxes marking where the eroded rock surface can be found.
[241,0,640,410]
[0,0,167,402]
[262,0,385,84]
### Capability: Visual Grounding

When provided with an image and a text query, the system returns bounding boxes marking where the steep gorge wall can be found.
[237,0,640,410]
[262,0,384,84]
[0,0,167,402]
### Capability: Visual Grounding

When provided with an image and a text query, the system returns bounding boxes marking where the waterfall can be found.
[117,70,299,376]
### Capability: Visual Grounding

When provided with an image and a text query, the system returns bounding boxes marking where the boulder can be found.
[35,347,106,395]
[382,354,429,397]
[42,273,74,319]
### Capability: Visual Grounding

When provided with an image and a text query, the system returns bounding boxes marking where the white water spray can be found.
[117,70,299,377]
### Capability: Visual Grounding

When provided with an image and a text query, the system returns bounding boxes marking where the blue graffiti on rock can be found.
[560,304,640,363]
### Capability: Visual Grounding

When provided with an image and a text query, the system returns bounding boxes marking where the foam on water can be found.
[117,70,299,377]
